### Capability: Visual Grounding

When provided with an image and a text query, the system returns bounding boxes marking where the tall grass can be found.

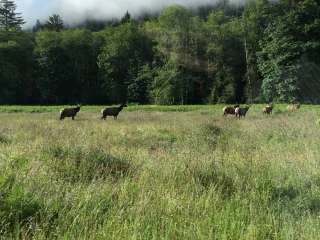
[0,105,320,239]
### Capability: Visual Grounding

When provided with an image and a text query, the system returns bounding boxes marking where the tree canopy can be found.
[0,0,320,104]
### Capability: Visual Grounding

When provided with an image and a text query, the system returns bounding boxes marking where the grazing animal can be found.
[287,103,300,112]
[235,106,250,119]
[60,105,81,120]
[101,104,127,120]
[263,104,273,115]
[223,105,240,116]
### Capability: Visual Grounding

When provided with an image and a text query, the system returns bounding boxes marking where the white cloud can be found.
[15,0,246,27]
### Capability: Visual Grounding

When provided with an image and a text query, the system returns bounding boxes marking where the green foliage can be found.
[35,29,102,103]
[206,11,246,103]
[147,6,210,104]
[98,21,154,103]
[150,61,182,104]
[258,0,320,103]
[0,31,35,103]
[128,64,154,104]
[242,0,271,102]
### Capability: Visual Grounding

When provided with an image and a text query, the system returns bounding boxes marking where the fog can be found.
[16,0,246,27]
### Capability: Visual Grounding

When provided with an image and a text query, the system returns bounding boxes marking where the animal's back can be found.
[235,106,250,118]
[223,106,235,115]
[104,107,118,115]
[59,106,80,120]
[263,105,273,114]
[287,104,300,111]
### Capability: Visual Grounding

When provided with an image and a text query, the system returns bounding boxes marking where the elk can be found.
[263,104,273,115]
[223,105,240,116]
[101,104,127,120]
[287,103,300,112]
[235,106,250,119]
[60,105,81,120]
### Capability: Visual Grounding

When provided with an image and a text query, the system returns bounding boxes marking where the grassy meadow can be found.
[1,104,320,239]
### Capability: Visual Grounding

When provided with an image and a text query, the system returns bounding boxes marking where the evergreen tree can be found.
[98,21,154,103]
[150,61,182,105]
[45,14,64,32]
[0,0,25,31]
[121,11,131,24]
[128,64,154,104]
[242,0,271,102]
[258,0,320,103]
[32,19,43,32]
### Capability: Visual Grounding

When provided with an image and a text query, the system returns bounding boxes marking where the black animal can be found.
[235,106,250,119]
[101,104,127,120]
[60,105,81,120]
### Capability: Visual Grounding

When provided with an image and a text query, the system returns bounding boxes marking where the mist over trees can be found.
[0,0,320,104]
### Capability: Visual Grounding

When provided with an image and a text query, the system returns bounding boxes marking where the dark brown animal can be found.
[101,104,127,120]
[223,105,240,116]
[235,106,250,119]
[287,103,300,112]
[263,104,273,115]
[60,105,81,120]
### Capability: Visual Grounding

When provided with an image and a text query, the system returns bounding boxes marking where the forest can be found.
[0,0,320,105]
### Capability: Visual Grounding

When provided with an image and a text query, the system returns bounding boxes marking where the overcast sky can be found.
[16,0,245,27]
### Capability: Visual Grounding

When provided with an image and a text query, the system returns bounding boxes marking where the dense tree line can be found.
[0,0,320,104]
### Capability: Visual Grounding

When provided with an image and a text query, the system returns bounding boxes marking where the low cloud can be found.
[16,0,246,27]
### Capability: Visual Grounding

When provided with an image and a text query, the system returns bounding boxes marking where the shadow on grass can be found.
[44,146,134,183]
[198,124,223,148]
[193,165,236,198]
[0,134,11,145]
[271,185,300,201]
[270,183,320,215]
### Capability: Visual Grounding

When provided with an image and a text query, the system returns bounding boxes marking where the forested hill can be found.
[0,0,320,105]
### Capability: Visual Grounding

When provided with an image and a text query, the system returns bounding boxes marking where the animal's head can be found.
[121,103,128,108]
[76,105,81,111]
[243,105,251,113]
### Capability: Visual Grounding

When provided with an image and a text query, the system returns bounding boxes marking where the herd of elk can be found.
[222,103,300,119]
[59,103,301,121]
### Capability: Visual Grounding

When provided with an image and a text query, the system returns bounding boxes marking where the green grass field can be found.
[1,105,320,239]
